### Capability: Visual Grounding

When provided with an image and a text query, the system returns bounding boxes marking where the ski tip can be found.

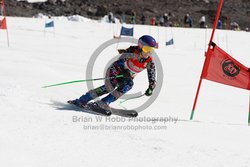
[107,112,112,116]
[132,112,138,117]
[67,100,74,104]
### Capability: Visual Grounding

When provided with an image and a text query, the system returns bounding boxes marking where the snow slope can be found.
[0,17,250,167]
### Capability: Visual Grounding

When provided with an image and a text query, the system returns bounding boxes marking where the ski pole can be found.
[119,94,145,104]
[42,75,123,88]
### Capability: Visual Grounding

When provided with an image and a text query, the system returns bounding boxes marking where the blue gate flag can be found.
[166,38,174,46]
[120,26,134,36]
[45,21,54,28]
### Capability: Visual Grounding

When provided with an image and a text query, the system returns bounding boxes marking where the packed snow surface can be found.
[0,16,250,167]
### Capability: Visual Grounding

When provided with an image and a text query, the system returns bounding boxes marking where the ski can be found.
[110,108,138,118]
[67,101,138,117]
[67,101,111,116]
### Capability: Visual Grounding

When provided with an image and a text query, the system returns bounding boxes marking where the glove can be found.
[120,69,132,78]
[116,69,132,85]
[145,87,153,96]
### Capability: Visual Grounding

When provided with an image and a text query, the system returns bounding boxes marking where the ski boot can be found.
[87,101,112,116]
[67,99,87,108]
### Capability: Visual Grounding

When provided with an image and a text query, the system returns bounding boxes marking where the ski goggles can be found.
[142,46,154,53]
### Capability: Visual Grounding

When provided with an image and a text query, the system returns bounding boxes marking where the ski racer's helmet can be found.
[138,35,157,48]
[138,35,157,53]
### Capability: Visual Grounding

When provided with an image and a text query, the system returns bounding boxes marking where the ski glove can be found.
[120,69,132,79]
[145,87,153,96]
